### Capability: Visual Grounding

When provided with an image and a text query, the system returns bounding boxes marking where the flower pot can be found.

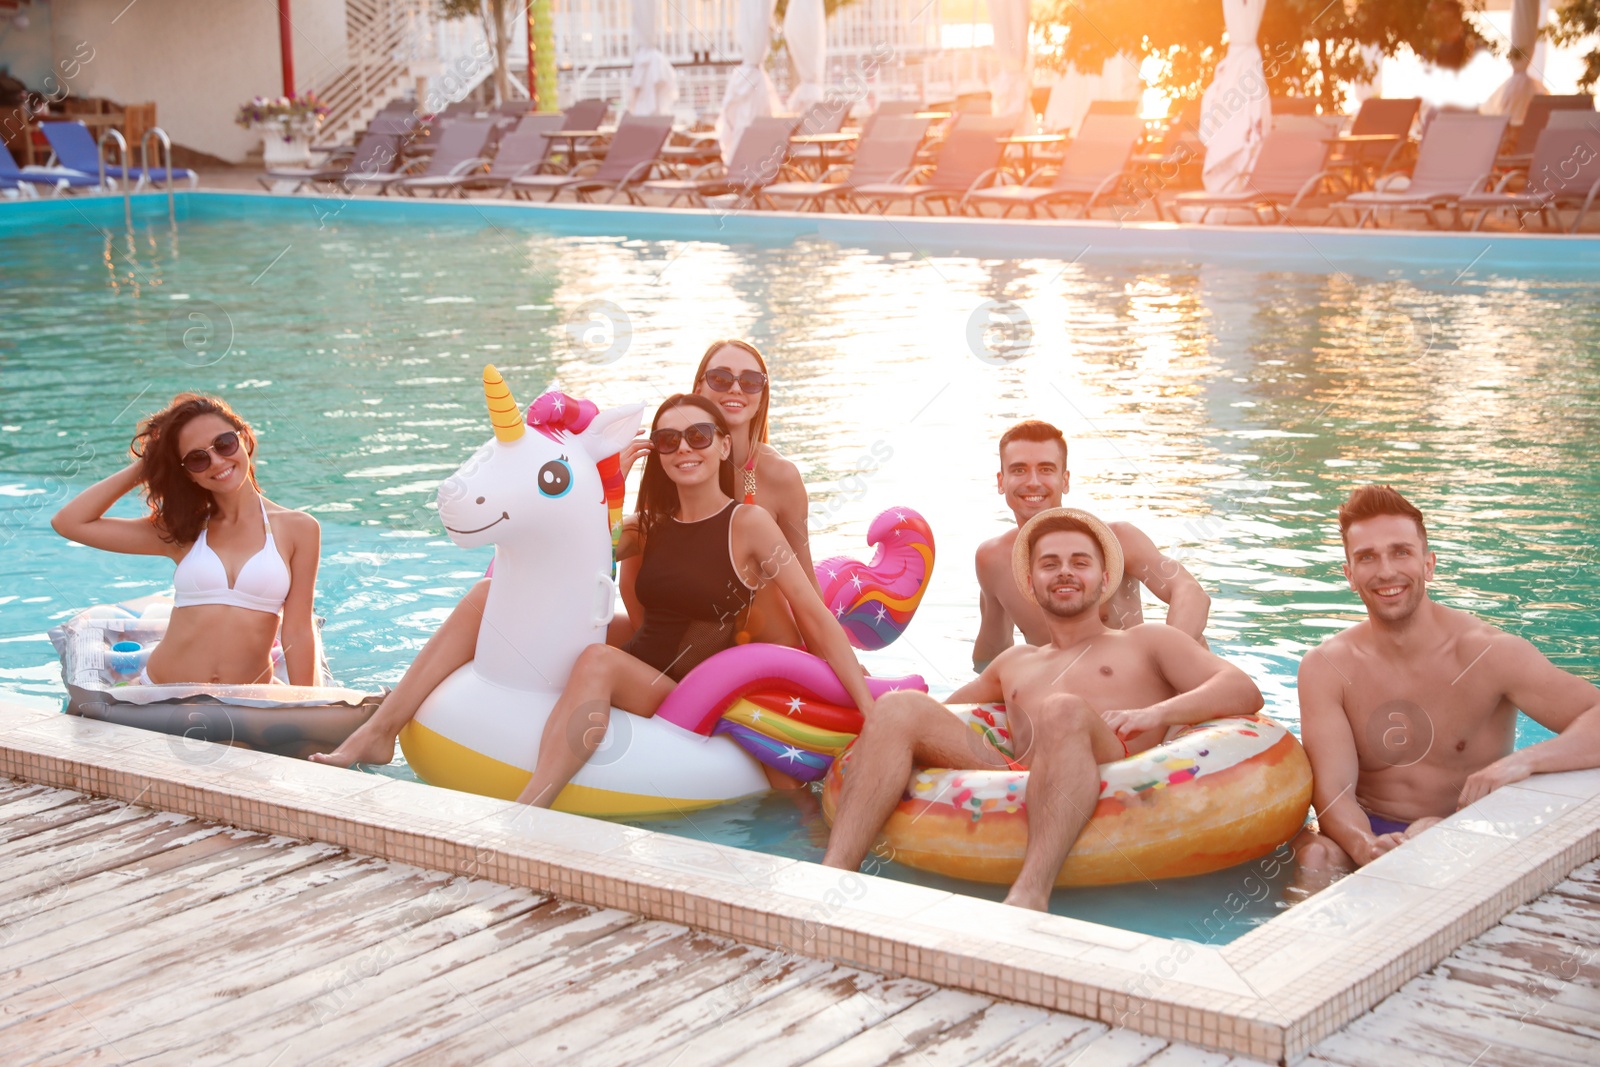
[261,130,312,167]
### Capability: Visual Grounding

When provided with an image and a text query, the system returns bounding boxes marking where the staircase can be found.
[310,0,487,146]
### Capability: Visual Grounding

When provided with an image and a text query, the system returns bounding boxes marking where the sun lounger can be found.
[850,114,1017,215]
[639,116,801,208]
[382,119,497,197]
[1,142,104,196]
[1333,112,1508,228]
[435,114,565,197]
[1502,94,1594,164]
[963,112,1144,218]
[1329,97,1420,181]
[762,115,930,212]
[1166,127,1342,224]
[40,121,198,189]
[509,114,673,203]
[1459,111,1600,233]
[261,129,404,193]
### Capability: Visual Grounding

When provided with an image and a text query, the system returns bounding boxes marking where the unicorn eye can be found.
[538,459,573,498]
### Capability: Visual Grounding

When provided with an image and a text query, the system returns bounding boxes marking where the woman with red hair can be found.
[51,393,321,686]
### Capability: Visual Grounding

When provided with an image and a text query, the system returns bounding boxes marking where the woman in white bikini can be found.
[52,394,321,686]
[314,338,819,768]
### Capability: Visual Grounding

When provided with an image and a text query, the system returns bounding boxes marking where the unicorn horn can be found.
[483,365,524,442]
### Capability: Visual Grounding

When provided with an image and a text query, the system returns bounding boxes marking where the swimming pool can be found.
[2,193,1596,941]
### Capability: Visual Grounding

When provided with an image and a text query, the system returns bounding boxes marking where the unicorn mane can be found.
[525,391,627,559]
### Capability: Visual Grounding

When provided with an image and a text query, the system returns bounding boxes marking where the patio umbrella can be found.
[784,0,827,112]
[1483,0,1548,124]
[716,0,780,164]
[1199,0,1271,193]
[626,0,679,116]
[988,0,1031,128]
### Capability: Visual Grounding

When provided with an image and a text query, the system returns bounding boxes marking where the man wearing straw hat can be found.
[823,507,1263,911]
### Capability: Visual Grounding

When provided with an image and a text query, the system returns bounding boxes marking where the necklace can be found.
[741,445,759,505]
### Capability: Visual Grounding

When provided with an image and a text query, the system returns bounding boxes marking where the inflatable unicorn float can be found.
[398,367,935,816]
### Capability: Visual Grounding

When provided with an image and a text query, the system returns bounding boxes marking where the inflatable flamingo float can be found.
[400,368,932,815]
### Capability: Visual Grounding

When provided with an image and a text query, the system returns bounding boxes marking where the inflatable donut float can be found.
[821,707,1313,887]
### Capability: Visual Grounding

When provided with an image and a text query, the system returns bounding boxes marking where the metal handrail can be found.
[140,126,176,223]
[98,127,131,229]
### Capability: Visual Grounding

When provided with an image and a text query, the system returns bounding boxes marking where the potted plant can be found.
[235,93,329,166]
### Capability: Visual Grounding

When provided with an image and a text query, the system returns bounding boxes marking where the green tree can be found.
[1039,0,1490,112]
[437,0,517,106]
[1548,1,1600,90]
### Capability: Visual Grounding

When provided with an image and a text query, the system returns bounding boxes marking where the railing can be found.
[311,0,433,141]
[97,127,131,229]
[140,126,176,225]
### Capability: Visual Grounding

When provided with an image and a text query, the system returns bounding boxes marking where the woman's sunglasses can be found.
[181,431,242,473]
[701,367,768,396]
[648,423,720,453]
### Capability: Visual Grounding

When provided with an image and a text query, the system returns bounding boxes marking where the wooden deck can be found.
[1,776,1596,1066]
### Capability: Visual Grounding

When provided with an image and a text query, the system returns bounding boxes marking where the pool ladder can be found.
[96,125,179,227]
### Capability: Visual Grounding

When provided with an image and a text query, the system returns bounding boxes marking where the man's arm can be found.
[1459,634,1600,807]
[973,545,1016,671]
[1099,625,1261,739]
[1109,521,1210,643]
[1297,647,1396,866]
[948,647,1014,706]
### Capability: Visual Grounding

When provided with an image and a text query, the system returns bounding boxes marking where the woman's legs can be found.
[516,643,676,806]
[310,579,490,767]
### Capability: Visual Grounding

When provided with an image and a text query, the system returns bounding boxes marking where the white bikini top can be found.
[172,498,291,615]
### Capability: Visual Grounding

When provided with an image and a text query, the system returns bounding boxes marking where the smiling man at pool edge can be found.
[823,507,1264,911]
[1295,484,1600,872]
[973,420,1211,672]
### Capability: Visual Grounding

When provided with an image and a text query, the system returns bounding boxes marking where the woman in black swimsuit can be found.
[513,394,874,806]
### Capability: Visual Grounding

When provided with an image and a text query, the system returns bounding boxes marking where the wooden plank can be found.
[0,807,167,874]
[980,1014,1112,1067]
[1051,1027,1169,1067]
[0,813,217,907]
[34,877,528,1066]
[376,927,727,1066]
[0,797,135,847]
[784,987,997,1067]
[0,851,378,1014]
[592,955,840,1067]
[477,941,800,1066]
[0,780,53,803]
[1400,972,1600,1043]
[1140,1046,1232,1067]
[279,918,690,1066]
[1459,927,1600,986]
[1339,993,1598,1067]
[0,786,99,823]
[1311,1025,1515,1067]
[874,1001,1078,1066]
[164,898,637,1065]
[636,969,938,1067]
[0,836,338,972]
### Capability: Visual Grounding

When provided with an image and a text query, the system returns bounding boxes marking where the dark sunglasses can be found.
[181,431,242,473]
[648,423,720,453]
[702,367,768,395]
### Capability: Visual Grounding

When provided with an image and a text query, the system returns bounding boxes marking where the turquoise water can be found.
[2,197,1596,941]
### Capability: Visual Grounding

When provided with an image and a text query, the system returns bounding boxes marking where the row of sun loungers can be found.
[2,121,198,197]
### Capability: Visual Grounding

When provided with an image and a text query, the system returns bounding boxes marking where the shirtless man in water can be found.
[823,508,1263,910]
[1297,485,1600,870]
[973,421,1210,670]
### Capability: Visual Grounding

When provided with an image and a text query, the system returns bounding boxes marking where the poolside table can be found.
[539,129,609,172]
[997,133,1068,177]
[789,131,859,177]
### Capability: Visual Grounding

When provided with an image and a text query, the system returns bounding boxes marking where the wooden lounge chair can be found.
[1,142,104,196]
[1333,113,1508,228]
[442,114,565,197]
[1500,94,1595,167]
[1166,128,1343,224]
[40,121,198,189]
[510,115,674,203]
[762,116,930,212]
[1330,97,1420,182]
[850,114,1017,215]
[963,112,1144,219]
[639,116,801,209]
[261,129,403,193]
[1459,111,1600,233]
[387,119,498,197]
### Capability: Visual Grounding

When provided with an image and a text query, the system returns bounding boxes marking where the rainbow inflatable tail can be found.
[815,506,935,651]
[654,644,927,783]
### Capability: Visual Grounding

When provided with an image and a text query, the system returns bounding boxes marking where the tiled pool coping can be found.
[3,699,1596,1063]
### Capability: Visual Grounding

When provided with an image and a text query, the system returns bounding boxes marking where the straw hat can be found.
[1012,507,1124,607]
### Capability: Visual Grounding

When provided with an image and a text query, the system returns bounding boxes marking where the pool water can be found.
[2,199,1596,941]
